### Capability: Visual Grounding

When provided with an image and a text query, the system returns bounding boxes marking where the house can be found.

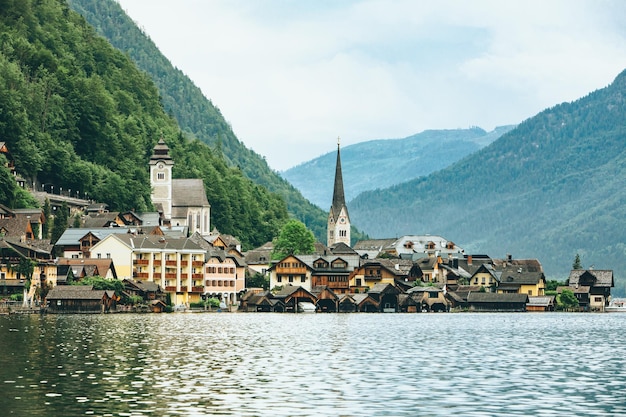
[566,269,614,311]
[349,258,418,293]
[354,235,464,259]
[466,292,528,312]
[468,263,500,291]
[244,241,273,277]
[54,227,128,259]
[46,285,117,313]
[527,296,555,312]
[494,258,546,296]
[122,279,163,302]
[406,286,449,312]
[0,205,46,241]
[0,237,54,301]
[268,255,314,291]
[271,285,317,313]
[311,285,339,312]
[56,258,118,280]
[368,283,401,312]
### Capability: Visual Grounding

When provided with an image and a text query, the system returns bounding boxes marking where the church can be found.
[327,138,351,247]
[149,138,211,235]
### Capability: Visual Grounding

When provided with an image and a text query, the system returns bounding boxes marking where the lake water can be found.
[0,312,625,416]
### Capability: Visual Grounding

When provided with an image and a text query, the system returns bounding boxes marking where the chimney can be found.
[468,255,473,266]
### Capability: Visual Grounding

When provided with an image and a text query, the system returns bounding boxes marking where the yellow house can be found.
[469,263,499,290]
[349,259,414,292]
[494,259,546,296]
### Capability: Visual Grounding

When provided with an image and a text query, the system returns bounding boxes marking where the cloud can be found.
[118,0,626,170]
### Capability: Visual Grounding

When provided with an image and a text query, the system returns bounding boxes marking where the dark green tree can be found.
[271,219,315,259]
[572,254,582,270]
[50,201,69,245]
[246,272,269,290]
[42,198,51,239]
[557,288,579,311]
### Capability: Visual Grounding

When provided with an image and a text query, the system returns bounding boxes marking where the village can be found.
[0,140,615,314]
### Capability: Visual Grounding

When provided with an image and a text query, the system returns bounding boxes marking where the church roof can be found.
[330,141,349,221]
[172,179,210,209]
[149,138,174,164]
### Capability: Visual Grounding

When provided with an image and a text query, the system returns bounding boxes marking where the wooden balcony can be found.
[180,260,188,267]
[165,273,177,279]
[191,286,204,293]
[180,286,188,292]
[192,261,204,267]
[133,272,149,279]
[165,260,177,267]
[192,273,203,280]
[133,259,149,265]
[165,286,176,292]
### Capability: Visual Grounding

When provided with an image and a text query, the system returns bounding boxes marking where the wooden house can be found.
[527,295,555,312]
[272,285,317,313]
[268,255,314,291]
[311,285,339,312]
[466,292,528,312]
[566,269,614,311]
[47,285,117,313]
[367,283,401,312]
[406,286,449,312]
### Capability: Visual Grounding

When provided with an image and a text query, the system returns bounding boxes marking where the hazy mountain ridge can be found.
[282,126,515,208]
[350,70,626,291]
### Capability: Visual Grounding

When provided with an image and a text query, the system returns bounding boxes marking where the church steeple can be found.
[328,137,350,247]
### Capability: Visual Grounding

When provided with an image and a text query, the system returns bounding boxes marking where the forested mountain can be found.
[0,0,289,249]
[67,0,335,242]
[283,126,514,208]
[350,69,626,292]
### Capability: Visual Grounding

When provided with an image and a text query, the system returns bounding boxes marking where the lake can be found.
[0,312,625,416]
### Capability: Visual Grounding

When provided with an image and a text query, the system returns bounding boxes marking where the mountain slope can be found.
[0,0,289,249]
[282,126,514,208]
[350,69,626,289]
[67,0,332,242]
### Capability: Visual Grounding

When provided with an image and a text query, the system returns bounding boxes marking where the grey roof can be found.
[407,286,443,294]
[467,292,528,303]
[172,179,210,208]
[47,285,107,300]
[112,235,206,251]
[568,270,614,288]
[55,227,128,247]
[527,296,555,307]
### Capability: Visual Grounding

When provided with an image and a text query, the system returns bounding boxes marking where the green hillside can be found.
[350,69,626,292]
[283,126,514,208]
[67,0,333,242]
[0,0,289,249]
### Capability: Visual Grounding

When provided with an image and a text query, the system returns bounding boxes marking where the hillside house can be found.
[565,269,614,311]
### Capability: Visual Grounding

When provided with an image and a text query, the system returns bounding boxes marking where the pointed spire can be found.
[331,137,347,219]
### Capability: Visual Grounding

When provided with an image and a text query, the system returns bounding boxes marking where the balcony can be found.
[133,272,149,279]
[192,273,203,280]
[191,286,204,293]
[134,259,149,266]
[165,273,177,279]
[180,286,188,292]
[165,260,177,267]
[180,260,188,267]
[165,286,176,292]
[192,261,204,267]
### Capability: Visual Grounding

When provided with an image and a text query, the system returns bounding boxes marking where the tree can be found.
[557,288,579,311]
[42,198,51,239]
[50,201,69,245]
[572,253,582,270]
[271,219,315,259]
[246,272,269,290]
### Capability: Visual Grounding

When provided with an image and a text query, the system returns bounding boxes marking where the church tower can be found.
[149,138,174,222]
[328,137,351,247]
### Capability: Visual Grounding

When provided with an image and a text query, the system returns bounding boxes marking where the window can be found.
[277,276,282,283]
[97,253,101,259]
[301,276,306,283]
[481,277,485,285]
[157,172,165,180]
[595,297,603,303]
[106,253,111,259]
[289,276,294,283]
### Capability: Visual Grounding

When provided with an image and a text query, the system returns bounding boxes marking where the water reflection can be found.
[0,313,625,416]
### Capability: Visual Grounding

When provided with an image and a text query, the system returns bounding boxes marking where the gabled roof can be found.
[47,285,107,300]
[527,296,555,307]
[57,258,117,279]
[568,269,614,288]
[467,292,528,303]
[172,179,210,209]
[55,227,127,247]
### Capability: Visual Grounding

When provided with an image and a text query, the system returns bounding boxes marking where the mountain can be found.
[282,126,515,208]
[350,69,626,292]
[0,0,289,250]
[67,0,335,243]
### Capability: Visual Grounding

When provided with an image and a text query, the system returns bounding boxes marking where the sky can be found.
[116,0,626,171]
